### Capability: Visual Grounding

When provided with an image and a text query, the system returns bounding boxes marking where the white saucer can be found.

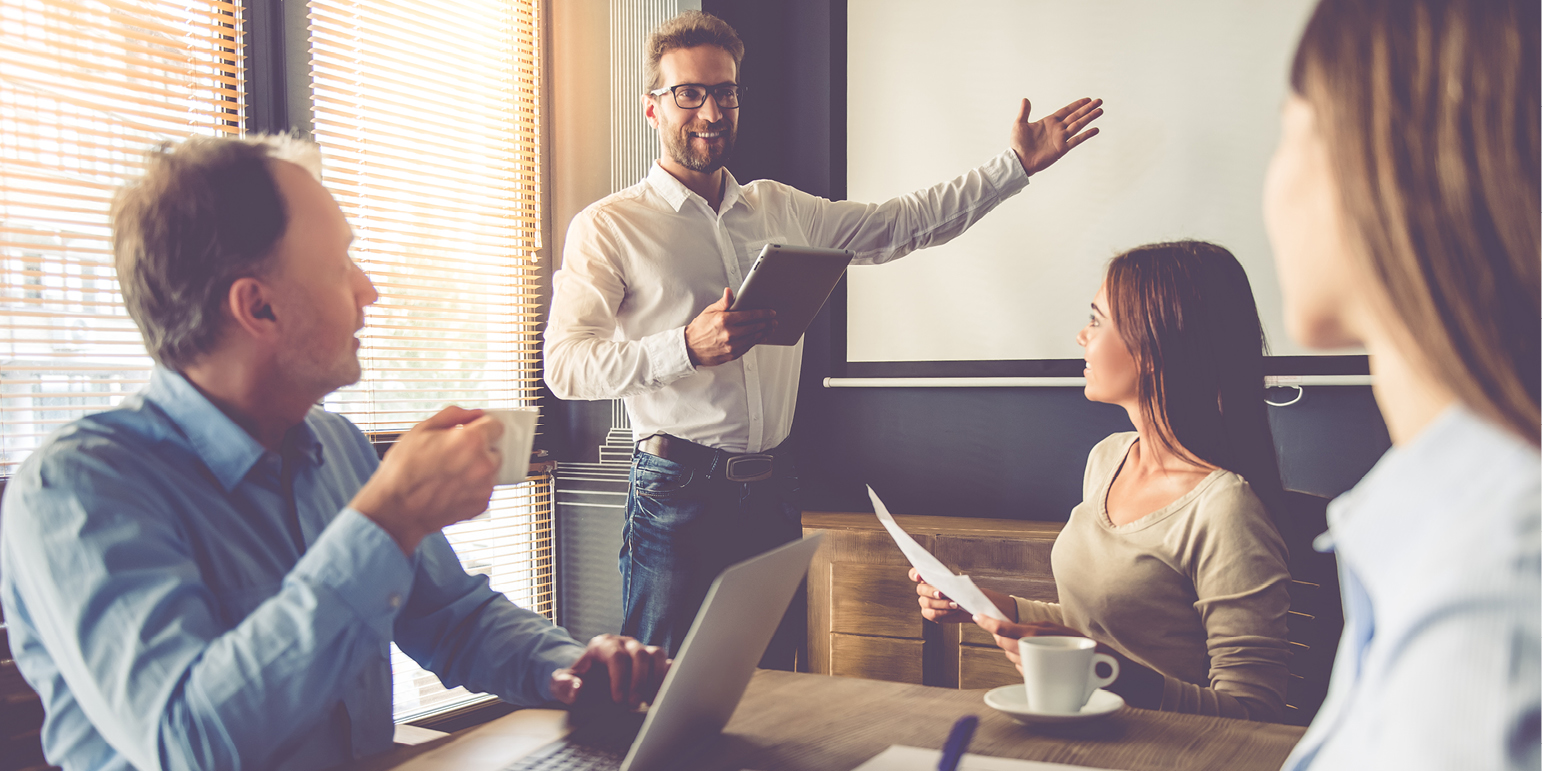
[984,685,1125,725]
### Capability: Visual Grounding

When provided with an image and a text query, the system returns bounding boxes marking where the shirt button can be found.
[388,593,402,609]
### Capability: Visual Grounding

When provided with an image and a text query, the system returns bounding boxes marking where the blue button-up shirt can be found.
[1282,406,1540,770]
[0,369,584,771]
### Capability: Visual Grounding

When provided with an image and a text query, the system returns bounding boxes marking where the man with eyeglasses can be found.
[544,10,1103,667]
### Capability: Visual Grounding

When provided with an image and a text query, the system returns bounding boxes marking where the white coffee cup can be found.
[1017,636,1119,714]
[483,408,539,485]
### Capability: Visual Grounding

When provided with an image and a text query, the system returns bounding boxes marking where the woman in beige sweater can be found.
[913,241,1292,722]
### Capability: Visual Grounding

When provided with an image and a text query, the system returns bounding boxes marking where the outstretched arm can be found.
[796,97,1105,266]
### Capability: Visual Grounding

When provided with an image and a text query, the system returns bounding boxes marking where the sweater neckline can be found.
[1098,433,1227,533]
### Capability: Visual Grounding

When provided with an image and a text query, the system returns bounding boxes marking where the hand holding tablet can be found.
[685,244,853,366]
[729,244,853,347]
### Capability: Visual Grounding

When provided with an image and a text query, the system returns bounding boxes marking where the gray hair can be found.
[111,134,323,369]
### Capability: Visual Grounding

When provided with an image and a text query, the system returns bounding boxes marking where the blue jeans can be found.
[620,448,804,668]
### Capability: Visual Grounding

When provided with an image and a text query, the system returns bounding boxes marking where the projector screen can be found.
[844,0,1358,373]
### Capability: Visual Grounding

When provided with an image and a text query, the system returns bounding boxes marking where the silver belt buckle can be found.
[725,454,774,482]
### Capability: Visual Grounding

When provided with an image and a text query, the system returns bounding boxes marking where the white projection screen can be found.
[844,0,1356,373]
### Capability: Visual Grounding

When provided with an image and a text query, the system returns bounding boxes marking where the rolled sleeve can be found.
[983,148,1031,193]
[645,325,696,384]
[545,211,696,401]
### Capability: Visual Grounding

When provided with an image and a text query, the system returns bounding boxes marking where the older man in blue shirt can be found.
[0,136,667,771]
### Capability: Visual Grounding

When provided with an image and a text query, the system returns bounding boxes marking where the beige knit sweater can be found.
[1011,432,1292,722]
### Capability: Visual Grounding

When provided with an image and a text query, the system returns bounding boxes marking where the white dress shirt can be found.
[545,150,1029,453]
[1282,405,1540,770]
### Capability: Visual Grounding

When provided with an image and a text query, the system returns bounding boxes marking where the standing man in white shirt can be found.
[544,10,1103,665]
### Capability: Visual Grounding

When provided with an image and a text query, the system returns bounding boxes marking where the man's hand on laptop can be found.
[350,406,504,556]
[686,288,776,367]
[550,635,671,709]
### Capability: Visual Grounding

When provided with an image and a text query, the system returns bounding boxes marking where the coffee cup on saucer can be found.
[1017,636,1119,714]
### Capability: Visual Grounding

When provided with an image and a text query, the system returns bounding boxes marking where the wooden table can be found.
[357,670,1305,771]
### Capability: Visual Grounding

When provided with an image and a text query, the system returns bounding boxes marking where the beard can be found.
[276,318,364,400]
[661,119,736,173]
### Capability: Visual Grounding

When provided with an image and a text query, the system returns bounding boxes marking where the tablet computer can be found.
[730,244,854,346]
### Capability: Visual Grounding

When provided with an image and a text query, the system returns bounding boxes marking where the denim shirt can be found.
[1282,406,1540,770]
[0,369,584,771]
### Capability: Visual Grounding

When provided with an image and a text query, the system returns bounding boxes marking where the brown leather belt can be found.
[635,433,781,483]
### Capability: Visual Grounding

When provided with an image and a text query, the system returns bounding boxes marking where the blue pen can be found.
[937,714,978,771]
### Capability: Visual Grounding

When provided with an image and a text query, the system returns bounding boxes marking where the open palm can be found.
[1011,97,1104,176]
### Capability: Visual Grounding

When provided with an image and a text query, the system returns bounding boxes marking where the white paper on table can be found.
[847,745,1116,771]
[867,486,1010,622]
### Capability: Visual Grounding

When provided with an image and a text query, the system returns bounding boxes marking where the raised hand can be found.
[349,405,503,555]
[685,287,776,366]
[1009,97,1104,176]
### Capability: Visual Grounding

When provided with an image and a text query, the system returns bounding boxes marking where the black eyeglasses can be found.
[648,83,745,110]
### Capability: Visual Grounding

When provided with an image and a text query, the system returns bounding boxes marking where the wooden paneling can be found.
[805,523,930,675]
[959,644,1023,690]
[830,562,923,638]
[829,634,925,684]
[933,534,1056,575]
[805,513,1063,690]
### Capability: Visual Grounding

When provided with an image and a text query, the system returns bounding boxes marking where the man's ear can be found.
[227,276,279,339]
[641,94,659,130]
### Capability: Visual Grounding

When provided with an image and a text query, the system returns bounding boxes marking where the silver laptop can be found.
[502,533,824,771]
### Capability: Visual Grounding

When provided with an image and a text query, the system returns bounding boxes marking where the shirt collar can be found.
[1318,403,1521,553]
[645,160,750,214]
[144,368,324,492]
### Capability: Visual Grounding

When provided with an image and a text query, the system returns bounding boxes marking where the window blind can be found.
[0,0,243,469]
[306,0,553,722]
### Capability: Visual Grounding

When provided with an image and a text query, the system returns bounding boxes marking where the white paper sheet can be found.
[848,745,1116,770]
[867,486,1010,622]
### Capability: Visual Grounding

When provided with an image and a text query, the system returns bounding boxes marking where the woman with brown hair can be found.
[912,240,1293,722]
[1265,0,1539,767]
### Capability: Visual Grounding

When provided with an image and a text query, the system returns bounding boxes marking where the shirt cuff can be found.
[535,643,588,702]
[989,148,1032,192]
[643,325,697,385]
[293,507,416,642]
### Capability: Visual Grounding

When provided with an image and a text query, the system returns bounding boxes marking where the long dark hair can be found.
[1289,0,1539,446]
[1104,241,1285,515]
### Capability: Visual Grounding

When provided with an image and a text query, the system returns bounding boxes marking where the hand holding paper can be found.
[867,486,1011,622]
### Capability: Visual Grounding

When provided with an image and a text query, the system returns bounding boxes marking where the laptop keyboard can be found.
[500,740,626,771]
[499,710,643,771]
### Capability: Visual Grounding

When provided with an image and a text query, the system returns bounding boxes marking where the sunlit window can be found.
[0,0,552,725]
[307,0,551,722]
[0,0,242,468]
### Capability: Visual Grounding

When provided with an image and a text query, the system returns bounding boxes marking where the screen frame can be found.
[827,1,1366,382]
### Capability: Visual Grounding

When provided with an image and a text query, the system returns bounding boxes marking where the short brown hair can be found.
[1105,241,1284,514]
[1291,0,1540,445]
[111,135,322,369]
[644,11,744,91]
